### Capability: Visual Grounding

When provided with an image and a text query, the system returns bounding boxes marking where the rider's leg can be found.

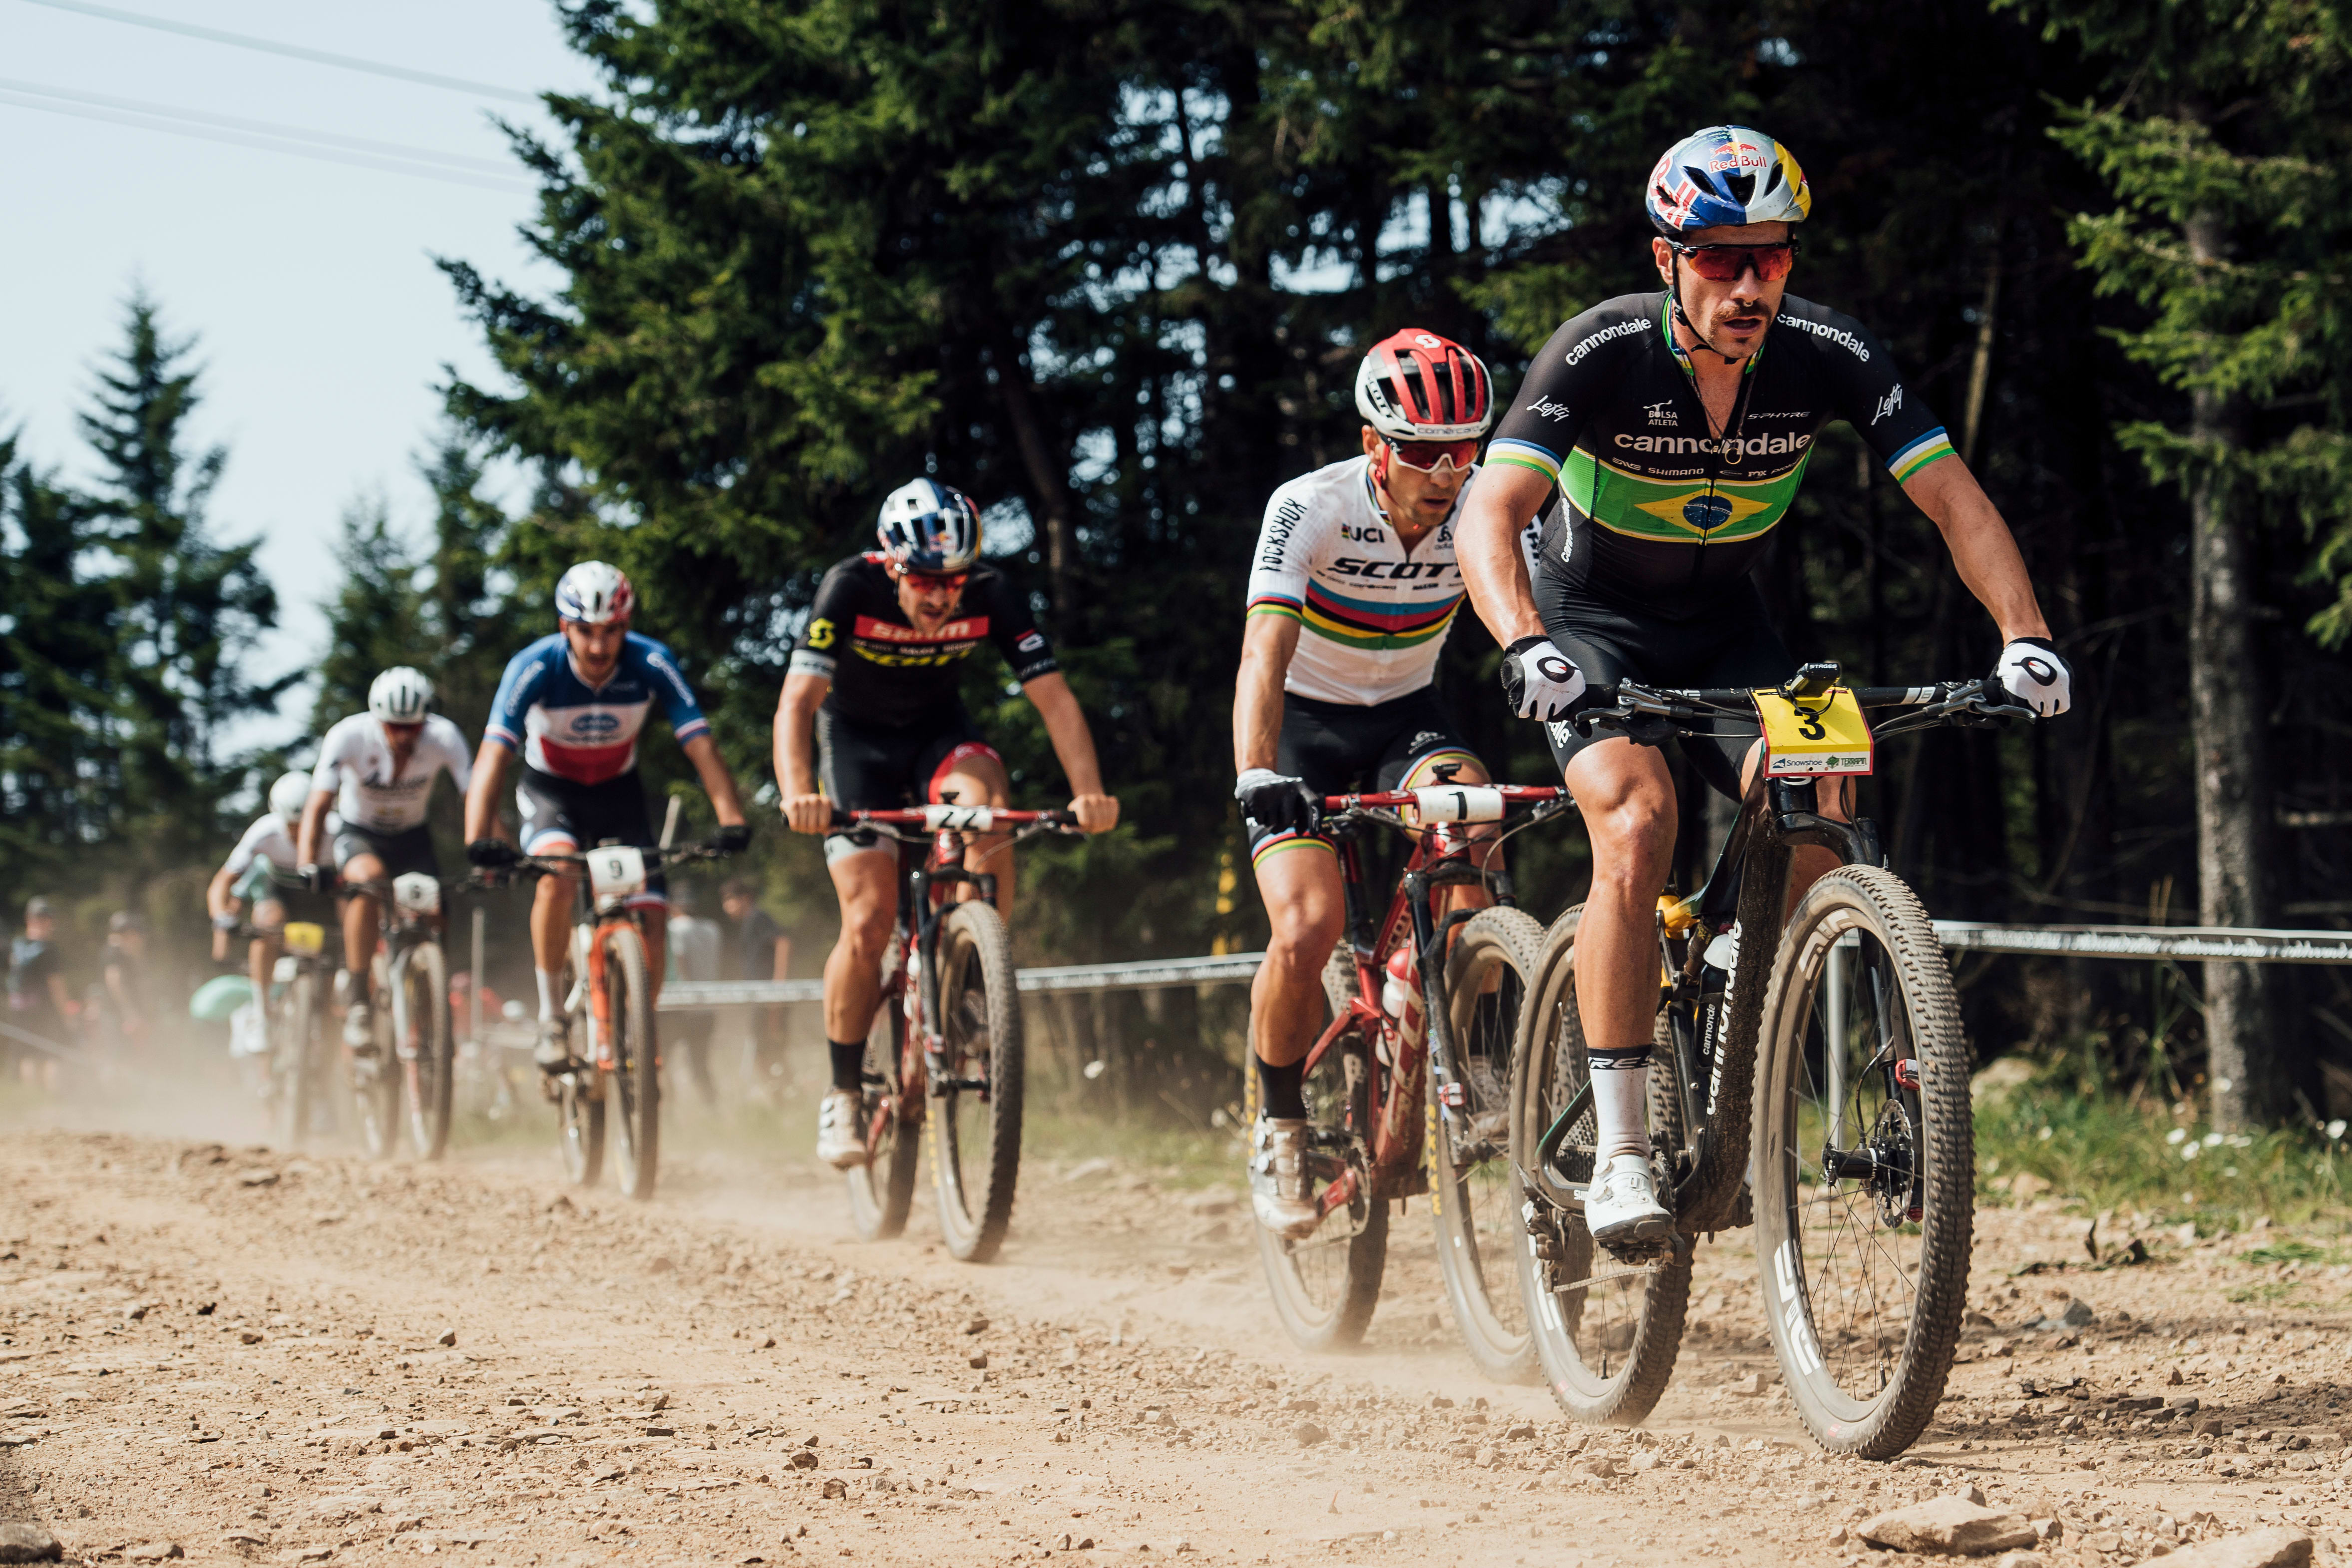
[933,748,1015,921]
[821,846,899,1078]
[1247,837,1347,1110]
[338,850,386,1044]
[248,898,285,998]
[1561,737,1680,1163]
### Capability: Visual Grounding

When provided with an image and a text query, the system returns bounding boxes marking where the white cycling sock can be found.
[1587,1046,1652,1164]
[535,968,559,1021]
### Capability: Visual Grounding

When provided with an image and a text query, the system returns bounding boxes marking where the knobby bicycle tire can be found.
[1513,904,1691,1426]
[846,983,919,1240]
[603,924,660,1201]
[397,940,453,1161]
[1431,907,1547,1385]
[1252,942,1389,1352]
[558,1063,604,1188]
[930,901,1025,1263]
[275,969,317,1151]
[1752,865,1972,1458]
[356,964,400,1161]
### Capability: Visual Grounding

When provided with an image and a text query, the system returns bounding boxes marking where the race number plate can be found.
[587,845,648,907]
[1403,784,1505,825]
[282,921,326,957]
[923,803,995,833]
[1753,687,1874,778]
[392,872,441,916]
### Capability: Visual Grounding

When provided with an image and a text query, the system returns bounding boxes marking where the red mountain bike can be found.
[1245,772,1575,1373]
[833,803,1083,1263]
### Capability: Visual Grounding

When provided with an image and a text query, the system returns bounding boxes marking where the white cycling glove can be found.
[1500,636,1587,722]
[1993,637,2071,718]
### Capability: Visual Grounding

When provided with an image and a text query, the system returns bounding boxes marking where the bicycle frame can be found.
[1294,782,1574,1222]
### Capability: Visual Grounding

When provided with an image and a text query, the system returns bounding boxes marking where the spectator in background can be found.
[666,884,723,1107]
[101,911,151,1061]
[721,878,791,1091]
[8,897,74,1080]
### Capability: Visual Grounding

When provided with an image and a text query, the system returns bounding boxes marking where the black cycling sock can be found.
[828,1039,867,1094]
[1257,1056,1307,1121]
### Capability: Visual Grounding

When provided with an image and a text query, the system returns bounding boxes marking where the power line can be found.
[0,76,521,175]
[17,0,538,104]
[0,90,537,193]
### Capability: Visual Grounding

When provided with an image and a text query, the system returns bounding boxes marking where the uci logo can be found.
[570,713,621,737]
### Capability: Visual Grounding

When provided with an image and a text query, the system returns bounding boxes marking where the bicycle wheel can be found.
[1513,905,1691,1425]
[1432,907,1546,1384]
[1752,865,1971,1458]
[274,969,315,1150]
[846,979,919,1239]
[602,924,660,1201]
[354,974,400,1160]
[1251,963,1389,1353]
[557,1061,604,1186]
[929,901,1025,1262]
[396,941,454,1160]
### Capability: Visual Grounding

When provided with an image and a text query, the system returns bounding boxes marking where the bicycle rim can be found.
[559,1065,604,1187]
[1514,906,1690,1425]
[1253,1008,1388,1353]
[1433,908,1545,1384]
[275,972,314,1150]
[931,901,1024,1262]
[603,926,660,1201]
[402,942,451,1161]
[1754,866,1971,1458]
[845,992,918,1239]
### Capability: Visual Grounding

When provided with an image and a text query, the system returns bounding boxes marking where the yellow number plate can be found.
[282,921,326,957]
[1752,687,1875,778]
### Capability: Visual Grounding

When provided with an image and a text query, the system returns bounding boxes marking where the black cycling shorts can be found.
[1535,582,1795,801]
[1250,687,1482,867]
[331,823,438,882]
[817,706,1002,865]
[515,766,667,906]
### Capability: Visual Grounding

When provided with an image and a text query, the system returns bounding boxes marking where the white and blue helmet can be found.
[875,478,982,575]
[555,560,636,625]
[1645,125,1812,236]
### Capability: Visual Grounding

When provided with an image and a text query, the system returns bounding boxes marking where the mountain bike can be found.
[268,915,337,1149]
[340,873,463,1162]
[833,802,1083,1263]
[508,840,732,1201]
[1511,663,2026,1455]
[1242,774,1575,1368]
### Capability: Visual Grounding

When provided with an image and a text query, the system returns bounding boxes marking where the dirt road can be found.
[1,1098,2348,1567]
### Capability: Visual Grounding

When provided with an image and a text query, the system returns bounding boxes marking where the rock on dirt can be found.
[1291,1421,1328,1447]
[0,1524,61,1564]
[1857,1497,2037,1556]
[1990,1556,2047,1568]
[2154,1529,2313,1568]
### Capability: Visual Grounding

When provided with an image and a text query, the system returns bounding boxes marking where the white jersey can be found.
[311,713,473,833]
[1244,456,1537,706]
[221,813,301,878]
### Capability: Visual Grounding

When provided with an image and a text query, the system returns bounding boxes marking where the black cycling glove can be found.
[465,838,518,869]
[713,822,754,854]
[1235,769,1319,836]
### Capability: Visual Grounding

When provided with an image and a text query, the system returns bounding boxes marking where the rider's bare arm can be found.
[679,733,747,827]
[296,789,335,868]
[775,672,831,834]
[1022,672,1119,833]
[205,865,237,922]
[1232,614,1300,775]
[1899,459,2053,644]
[1455,463,1554,648]
[461,739,512,845]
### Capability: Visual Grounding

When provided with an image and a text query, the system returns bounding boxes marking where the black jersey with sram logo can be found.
[1487,292,1956,620]
[787,553,1059,727]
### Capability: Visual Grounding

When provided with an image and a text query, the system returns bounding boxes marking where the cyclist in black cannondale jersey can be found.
[1458,125,2074,1247]
[777,478,1119,1169]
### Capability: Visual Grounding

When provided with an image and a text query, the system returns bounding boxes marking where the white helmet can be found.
[269,770,312,825]
[875,478,983,574]
[369,666,434,724]
[555,560,636,625]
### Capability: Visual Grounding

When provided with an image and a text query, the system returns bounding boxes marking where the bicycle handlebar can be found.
[1569,674,2033,739]
[828,804,1082,834]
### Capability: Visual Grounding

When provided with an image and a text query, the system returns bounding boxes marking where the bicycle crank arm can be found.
[1315,1168,1362,1220]
[927,1077,990,1098]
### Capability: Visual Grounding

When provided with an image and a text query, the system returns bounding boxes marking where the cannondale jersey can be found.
[485,633,711,784]
[1244,455,1537,707]
[311,713,473,832]
[1487,292,1955,618]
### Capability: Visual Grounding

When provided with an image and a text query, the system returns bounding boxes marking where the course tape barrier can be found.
[648,921,2352,1013]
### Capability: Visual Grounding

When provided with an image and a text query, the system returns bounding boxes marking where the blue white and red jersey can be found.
[484,632,711,784]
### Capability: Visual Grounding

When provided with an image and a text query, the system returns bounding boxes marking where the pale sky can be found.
[0,0,600,751]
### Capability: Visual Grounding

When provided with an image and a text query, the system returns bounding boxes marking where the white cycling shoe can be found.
[1249,1117,1321,1241]
[1583,1153,1672,1248]
[342,999,375,1053]
[816,1089,868,1170]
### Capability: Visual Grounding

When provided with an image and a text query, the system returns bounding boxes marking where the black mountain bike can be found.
[1512,662,2027,1457]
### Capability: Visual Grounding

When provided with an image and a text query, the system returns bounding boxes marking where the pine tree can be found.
[314,495,431,731]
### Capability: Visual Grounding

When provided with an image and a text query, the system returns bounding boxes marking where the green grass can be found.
[1974,1065,2352,1236]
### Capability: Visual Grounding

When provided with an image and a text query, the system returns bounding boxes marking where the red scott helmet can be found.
[1354,329,1494,443]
